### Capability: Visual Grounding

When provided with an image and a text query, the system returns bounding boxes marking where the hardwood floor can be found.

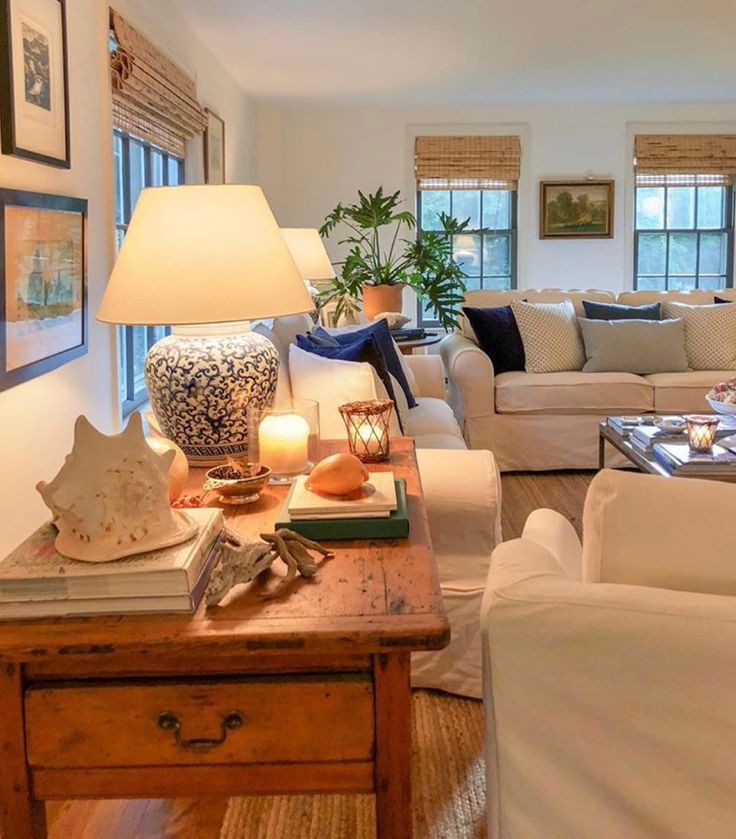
[45,470,593,839]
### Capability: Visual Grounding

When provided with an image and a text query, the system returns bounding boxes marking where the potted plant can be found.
[318,187,469,329]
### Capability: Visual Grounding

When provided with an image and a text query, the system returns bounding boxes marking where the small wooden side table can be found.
[0,438,448,839]
[395,333,442,355]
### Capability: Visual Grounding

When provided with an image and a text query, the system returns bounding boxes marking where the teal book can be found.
[275,479,410,541]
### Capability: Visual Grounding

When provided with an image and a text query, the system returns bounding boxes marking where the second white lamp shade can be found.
[98,185,314,325]
[281,228,335,283]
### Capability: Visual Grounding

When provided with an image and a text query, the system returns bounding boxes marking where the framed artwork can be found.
[0,189,87,391]
[0,0,69,167]
[540,180,614,239]
[204,108,225,184]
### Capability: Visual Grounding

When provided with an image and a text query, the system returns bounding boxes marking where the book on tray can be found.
[0,507,224,620]
[607,415,652,435]
[653,442,736,476]
[276,471,409,540]
[632,421,736,452]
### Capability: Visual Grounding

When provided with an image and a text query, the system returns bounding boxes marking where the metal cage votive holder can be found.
[338,399,393,463]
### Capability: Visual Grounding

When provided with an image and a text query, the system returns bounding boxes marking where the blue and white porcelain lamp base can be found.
[145,322,279,466]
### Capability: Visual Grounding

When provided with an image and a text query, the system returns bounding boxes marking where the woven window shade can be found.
[415,135,521,190]
[110,10,207,158]
[634,134,736,186]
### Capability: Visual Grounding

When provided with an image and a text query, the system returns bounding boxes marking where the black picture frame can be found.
[0,189,87,392]
[0,0,70,168]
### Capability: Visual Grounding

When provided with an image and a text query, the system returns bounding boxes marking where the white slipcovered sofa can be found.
[482,469,736,838]
[255,314,501,698]
[442,288,736,471]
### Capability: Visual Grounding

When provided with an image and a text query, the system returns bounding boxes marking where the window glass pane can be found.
[636,187,664,229]
[668,275,696,290]
[420,191,450,230]
[168,157,182,186]
[637,233,666,275]
[132,326,147,394]
[115,227,125,254]
[113,134,124,225]
[666,187,695,230]
[118,326,127,403]
[698,275,725,291]
[129,140,146,212]
[452,233,481,275]
[451,191,481,229]
[668,232,697,274]
[152,150,164,186]
[699,233,727,276]
[637,276,666,291]
[482,191,510,229]
[482,235,510,276]
[485,275,512,290]
[697,187,725,229]
[462,276,482,292]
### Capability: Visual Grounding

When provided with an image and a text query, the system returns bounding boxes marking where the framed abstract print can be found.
[540,180,614,239]
[204,108,225,184]
[0,190,87,391]
[0,0,70,167]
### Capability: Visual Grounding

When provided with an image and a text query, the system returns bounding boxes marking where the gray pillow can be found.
[579,318,689,374]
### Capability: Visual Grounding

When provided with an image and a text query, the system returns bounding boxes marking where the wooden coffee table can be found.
[599,420,736,481]
[0,438,448,838]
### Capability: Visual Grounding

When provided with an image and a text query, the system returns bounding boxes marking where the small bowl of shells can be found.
[203,459,271,505]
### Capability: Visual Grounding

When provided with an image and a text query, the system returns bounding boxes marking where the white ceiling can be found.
[173,0,736,105]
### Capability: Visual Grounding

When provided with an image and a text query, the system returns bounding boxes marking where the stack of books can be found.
[606,415,654,436]
[653,442,736,477]
[0,508,223,620]
[276,472,409,539]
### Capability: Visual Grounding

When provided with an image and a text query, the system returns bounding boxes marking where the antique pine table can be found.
[0,438,448,839]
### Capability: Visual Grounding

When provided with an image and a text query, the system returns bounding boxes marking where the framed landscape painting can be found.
[0,0,70,167]
[0,190,87,391]
[540,180,614,239]
[204,108,225,184]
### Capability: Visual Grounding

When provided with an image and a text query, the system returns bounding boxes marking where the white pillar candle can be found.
[355,421,383,456]
[258,413,310,475]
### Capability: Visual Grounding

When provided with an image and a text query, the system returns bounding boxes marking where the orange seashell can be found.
[306,453,369,497]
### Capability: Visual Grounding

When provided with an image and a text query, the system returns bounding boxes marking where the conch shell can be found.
[37,413,197,563]
[306,453,369,497]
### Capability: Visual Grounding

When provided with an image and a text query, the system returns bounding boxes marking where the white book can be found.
[287,472,397,520]
[0,508,223,602]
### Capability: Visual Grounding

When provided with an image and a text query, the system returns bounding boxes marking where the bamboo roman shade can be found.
[110,10,207,158]
[634,134,736,187]
[415,135,521,190]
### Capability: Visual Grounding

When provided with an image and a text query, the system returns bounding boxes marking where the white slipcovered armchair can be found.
[482,469,736,838]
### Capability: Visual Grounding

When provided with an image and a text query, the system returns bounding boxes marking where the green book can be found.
[275,479,409,541]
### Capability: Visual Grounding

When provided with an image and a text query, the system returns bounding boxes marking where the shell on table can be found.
[306,452,369,497]
[36,412,196,563]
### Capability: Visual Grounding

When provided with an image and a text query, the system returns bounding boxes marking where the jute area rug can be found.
[219,689,486,839]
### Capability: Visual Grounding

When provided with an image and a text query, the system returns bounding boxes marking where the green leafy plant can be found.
[318,187,469,329]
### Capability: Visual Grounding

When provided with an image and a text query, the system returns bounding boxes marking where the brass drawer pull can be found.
[157,710,244,751]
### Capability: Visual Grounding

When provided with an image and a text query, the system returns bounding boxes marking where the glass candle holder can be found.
[339,399,393,463]
[685,414,719,453]
[253,399,320,484]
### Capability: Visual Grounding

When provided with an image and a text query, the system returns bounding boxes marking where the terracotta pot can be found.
[362,283,404,321]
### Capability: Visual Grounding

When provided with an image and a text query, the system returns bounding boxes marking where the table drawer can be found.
[26,676,373,768]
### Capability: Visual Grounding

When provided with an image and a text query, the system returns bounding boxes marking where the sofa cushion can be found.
[579,317,689,374]
[644,371,736,414]
[511,299,586,373]
[582,299,662,320]
[495,371,653,415]
[414,433,467,450]
[662,301,736,371]
[462,305,525,374]
[405,397,464,441]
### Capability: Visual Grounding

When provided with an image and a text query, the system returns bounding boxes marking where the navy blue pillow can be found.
[715,296,734,305]
[306,329,340,347]
[462,306,525,375]
[295,332,404,432]
[311,321,418,409]
[582,300,661,320]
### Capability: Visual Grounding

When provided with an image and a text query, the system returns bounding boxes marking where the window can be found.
[634,177,734,291]
[417,188,517,325]
[114,129,185,414]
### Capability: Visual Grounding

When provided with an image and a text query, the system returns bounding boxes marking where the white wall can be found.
[0,0,254,557]
[255,101,736,300]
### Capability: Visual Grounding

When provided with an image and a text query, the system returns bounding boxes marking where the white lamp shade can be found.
[98,185,314,325]
[281,228,335,282]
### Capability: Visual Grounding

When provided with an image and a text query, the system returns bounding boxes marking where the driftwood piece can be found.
[205,529,333,606]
